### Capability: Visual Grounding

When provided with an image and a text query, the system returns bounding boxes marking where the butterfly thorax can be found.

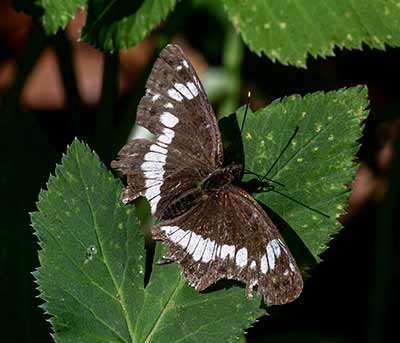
[201,162,243,191]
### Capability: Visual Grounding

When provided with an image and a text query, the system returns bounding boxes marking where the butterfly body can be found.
[112,44,303,305]
[201,162,242,191]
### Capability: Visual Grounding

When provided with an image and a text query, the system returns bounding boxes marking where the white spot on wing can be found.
[178,231,191,249]
[164,102,174,109]
[250,260,256,270]
[266,242,275,270]
[289,262,296,272]
[144,170,164,180]
[176,65,183,71]
[160,112,179,128]
[201,240,215,262]
[220,244,235,259]
[260,254,268,273]
[141,161,163,171]
[211,244,219,260]
[216,245,222,258]
[149,195,161,214]
[182,60,189,68]
[158,127,175,144]
[144,152,167,163]
[174,83,193,99]
[168,88,183,101]
[269,239,281,258]
[169,229,186,243]
[235,247,248,267]
[150,144,167,155]
[145,184,160,201]
[151,94,160,102]
[187,233,201,255]
[192,237,207,261]
[145,179,162,188]
[186,82,198,97]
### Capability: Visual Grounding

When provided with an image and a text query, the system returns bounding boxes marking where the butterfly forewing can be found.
[112,44,223,217]
[152,185,303,306]
[138,44,223,167]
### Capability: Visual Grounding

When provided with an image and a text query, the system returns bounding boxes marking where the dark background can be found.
[1,1,399,342]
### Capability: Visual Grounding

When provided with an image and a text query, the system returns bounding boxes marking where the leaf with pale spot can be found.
[223,0,400,67]
[32,139,264,343]
[238,86,368,261]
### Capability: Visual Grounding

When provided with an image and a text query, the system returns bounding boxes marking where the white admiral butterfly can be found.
[111,44,303,305]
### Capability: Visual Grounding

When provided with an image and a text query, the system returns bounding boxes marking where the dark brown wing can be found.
[152,184,303,306]
[111,44,223,218]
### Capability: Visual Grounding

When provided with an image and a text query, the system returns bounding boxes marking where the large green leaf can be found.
[81,0,178,50]
[223,0,400,67]
[32,139,264,343]
[239,86,368,260]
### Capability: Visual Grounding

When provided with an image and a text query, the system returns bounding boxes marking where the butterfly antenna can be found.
[244,169,262,180]
[240,91,251,133]
[261,176,285,187]
[268,187,330,218]
[262,126,299,181]
[244,169,285,187]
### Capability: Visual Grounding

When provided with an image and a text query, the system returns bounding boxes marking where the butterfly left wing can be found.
[152,184,303,306]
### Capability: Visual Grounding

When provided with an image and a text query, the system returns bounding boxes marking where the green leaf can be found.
[239,86,368,260]
[223,0,400,67]
[32,139,264,343]
[34,0,177,45]
[81,0,178,50]
[35,0,86,34]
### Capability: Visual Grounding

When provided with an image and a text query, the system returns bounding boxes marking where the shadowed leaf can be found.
[81,0,178,50]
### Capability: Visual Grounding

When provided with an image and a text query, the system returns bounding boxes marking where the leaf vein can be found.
[74,148,136,342]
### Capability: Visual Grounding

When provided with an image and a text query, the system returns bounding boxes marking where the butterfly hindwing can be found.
[152,184,303,306]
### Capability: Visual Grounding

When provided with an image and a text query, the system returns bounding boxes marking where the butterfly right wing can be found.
[152,184,303,306]
[111,44,223,218]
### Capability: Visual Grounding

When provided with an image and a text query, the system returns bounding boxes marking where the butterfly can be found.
[111,44,303,305]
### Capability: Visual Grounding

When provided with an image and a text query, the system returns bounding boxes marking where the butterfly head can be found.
[224,162,243,183]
